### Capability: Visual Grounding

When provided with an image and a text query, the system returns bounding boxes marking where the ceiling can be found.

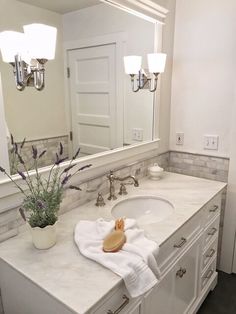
[16,0,101,14]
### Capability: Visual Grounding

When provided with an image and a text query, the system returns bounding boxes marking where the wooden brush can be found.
[103,218,126,253]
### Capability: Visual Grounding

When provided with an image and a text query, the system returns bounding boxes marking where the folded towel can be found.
[74,218,160,297]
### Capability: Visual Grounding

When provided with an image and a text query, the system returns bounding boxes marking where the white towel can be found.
[74,218,160,297]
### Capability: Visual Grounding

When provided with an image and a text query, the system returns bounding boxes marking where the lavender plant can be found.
[0,136,91,228]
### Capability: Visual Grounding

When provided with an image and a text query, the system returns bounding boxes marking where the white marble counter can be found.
[0,172,226,314]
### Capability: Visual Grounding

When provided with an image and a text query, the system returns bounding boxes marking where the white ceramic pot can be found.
[148,163,164,180]
[29,222,57,250]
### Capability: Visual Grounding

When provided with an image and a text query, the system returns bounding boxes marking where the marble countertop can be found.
[0,172,226,314]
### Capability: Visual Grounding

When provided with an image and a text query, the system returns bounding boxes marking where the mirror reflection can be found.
[0,0,156,174]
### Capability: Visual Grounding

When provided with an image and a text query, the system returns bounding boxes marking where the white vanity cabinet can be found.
[0,174,225,314]
[93,192,222,314]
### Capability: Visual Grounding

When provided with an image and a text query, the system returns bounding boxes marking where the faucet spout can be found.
[117,175,139,187]
[107,171,139,200]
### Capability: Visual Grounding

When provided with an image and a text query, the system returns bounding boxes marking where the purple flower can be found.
[55,156,68,165]
[17,154,25,165]
[17,171,26,180]
[59,142,63,155]
[20,138,26,149]
[78,164,92,171]
[10,134,14,145]
[63,164,76,173]
[69,185,82,191]
[61,174,71,185]
[39,150,47,159]
[32,146,38,159]
[36,200,44,209]
[14,143,18,154]
[72,147,80,160]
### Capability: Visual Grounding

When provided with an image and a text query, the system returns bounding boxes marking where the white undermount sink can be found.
[112,195,174,225]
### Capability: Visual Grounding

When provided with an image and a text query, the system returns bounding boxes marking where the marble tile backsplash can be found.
[169,151,229,182]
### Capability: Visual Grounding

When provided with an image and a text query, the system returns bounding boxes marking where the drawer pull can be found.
[107,295,129,314]
[209,205,219,212]
[176,267,187,278]
[207,228,217,236]
[174,237,187,248]
[204,269,214,280]
[206,249,215,258]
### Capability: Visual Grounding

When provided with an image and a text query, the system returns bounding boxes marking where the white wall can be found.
[0,0,67,142]
[63,4,156,145]
[170,0,236,157]
[156,0,176,154]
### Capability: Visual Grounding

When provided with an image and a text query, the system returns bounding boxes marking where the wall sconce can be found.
[0,24,57,91]
[124,53,166,92]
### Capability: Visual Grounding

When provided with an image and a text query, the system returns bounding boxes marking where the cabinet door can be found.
[143,270,175,314]
[128,302,142,314]
[174,240,200,314]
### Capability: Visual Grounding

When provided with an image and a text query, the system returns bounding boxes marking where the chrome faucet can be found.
[107,170,139,200]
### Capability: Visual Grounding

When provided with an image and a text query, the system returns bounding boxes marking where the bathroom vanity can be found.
[0,172,226,314]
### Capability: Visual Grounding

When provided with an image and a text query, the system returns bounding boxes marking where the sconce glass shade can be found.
[147,53,167,73]
[124,55,142,75]
[23,23,57,60]
[0,31,25,63]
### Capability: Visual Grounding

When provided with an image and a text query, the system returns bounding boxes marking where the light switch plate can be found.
[204,135,219,150]
[132,128,144,141]
[176,132,184,145]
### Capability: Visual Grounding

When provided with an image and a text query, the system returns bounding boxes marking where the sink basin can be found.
[112,196,174,225]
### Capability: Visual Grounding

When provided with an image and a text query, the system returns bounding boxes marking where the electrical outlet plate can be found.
[132,128,144,141]
[204,135,219,150]
[176,132,184,145]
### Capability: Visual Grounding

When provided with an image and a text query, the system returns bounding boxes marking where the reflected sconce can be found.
[124,53,166,92]
[0,24,57,91]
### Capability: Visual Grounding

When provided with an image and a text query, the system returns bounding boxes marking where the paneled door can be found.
[68,44,117,156]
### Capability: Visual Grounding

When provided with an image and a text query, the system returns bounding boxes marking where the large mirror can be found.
[0,0,157,174]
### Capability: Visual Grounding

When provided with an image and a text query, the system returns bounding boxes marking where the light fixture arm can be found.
[11,55,26,91]
[130,74,140,92]
[10,55,47,91]
[33,59,47,91]
[147,73,159,92]
[130,71,159,93]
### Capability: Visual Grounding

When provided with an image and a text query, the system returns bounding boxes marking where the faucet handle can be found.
[95,192,106,207]
[118,183,128,195]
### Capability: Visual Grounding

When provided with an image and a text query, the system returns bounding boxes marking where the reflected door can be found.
[68,44,117,156]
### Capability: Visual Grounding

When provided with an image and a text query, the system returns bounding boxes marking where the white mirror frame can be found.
[0,73,10,180]
[0,3,167,214]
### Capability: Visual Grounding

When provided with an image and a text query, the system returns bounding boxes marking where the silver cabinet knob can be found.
[176,267,187,278]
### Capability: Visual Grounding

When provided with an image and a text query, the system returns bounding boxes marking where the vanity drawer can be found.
[204,194,221,226]
[200,259,217,292]
[203,215,220,249]
[92,285,141,314]
[157,210,203,273]
[201,238,218,272]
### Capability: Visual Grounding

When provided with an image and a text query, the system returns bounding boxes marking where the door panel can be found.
[174,241,199,314]
[143,271,175,314]
[68,44,117,156]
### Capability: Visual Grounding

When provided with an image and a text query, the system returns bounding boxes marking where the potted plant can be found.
[0,136,91,249]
